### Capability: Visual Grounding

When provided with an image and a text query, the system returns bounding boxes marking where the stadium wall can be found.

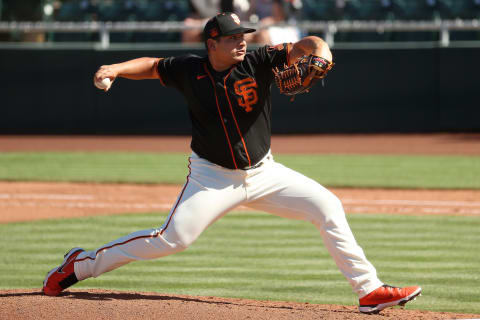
[0,46,478,134]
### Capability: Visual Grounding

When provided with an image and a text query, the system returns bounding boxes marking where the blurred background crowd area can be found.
[1,0,480,44]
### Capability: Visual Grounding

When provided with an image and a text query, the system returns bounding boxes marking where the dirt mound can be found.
[2,289,477,320]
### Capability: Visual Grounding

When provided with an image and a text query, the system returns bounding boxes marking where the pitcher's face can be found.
[210,33,247,66]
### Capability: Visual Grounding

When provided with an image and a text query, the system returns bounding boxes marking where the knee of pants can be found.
[309,192,346,225]
[161,227,197,253]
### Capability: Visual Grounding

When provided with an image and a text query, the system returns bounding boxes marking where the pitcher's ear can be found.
[207,38,217,51]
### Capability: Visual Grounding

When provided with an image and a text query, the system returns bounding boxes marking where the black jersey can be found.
[157,43,291,169]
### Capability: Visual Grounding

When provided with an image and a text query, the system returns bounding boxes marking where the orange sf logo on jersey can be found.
[234,78,258,112]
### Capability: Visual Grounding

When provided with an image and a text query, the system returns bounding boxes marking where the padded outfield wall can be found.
[0,44,478,134]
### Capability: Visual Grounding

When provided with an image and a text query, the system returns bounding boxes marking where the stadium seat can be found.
[301,0,343,42]
[337,0,395,42]
[135,0,188,21]
[301,0,343,21]
[96,0,140,42]
[438,0,480,19]
[55,0,89,21]
[439,0,480,40]
[133,0,189,43]
[51,0,92,42]
[390,0,439,41]
[343,0,394,20]
[97,0,138,21]
[391,0,439,20]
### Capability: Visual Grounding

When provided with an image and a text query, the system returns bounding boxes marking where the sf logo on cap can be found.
[231,13,240,25]
[210,28,219,38]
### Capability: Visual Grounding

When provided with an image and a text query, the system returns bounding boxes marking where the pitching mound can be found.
[2,289,477,320]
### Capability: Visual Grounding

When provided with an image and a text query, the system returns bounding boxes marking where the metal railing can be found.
[0,19,479,48]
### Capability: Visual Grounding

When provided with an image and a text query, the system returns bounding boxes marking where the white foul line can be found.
[0,201,172,210]
[0,193,95,200]
[1,194,479,207]
[342,199,480,207]
[1,194,480,215]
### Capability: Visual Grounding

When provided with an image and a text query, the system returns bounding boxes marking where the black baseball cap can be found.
[203,12,256,40]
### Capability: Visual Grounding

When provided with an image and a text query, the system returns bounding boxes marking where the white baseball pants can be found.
[74,151,383,298]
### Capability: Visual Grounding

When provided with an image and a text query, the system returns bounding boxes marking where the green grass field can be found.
[0,152,479,188]
[1,212,479,314]
[0,151,479,314]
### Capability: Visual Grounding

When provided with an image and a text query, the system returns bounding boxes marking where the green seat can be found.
[390,0,438,41]
[344,0,394,20]
[55,0,88,21]
[133,0,189,43]
[302,0,342,20]
[51,0,92,42]
[438,0,480,19]
[391,0,438,20]
[439,0,480,40]
[337,0,395,42]
[96,0,139,42]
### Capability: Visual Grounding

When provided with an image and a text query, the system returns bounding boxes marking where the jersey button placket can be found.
[223,71,252,168]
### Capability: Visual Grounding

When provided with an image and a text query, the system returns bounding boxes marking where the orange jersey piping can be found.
[203,63,238,169]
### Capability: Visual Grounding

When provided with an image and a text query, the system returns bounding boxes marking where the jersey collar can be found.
[205,57,238,78]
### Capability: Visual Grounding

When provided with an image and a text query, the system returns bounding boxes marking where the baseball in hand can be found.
[95,77,111,90]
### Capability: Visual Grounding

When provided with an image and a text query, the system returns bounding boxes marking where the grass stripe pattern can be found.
[0,212,479,314]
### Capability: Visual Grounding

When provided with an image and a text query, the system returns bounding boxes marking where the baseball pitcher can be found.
[43,12,421,314]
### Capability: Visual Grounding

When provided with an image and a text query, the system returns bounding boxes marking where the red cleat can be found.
[42,247,84,296]
[359,284,422,314]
